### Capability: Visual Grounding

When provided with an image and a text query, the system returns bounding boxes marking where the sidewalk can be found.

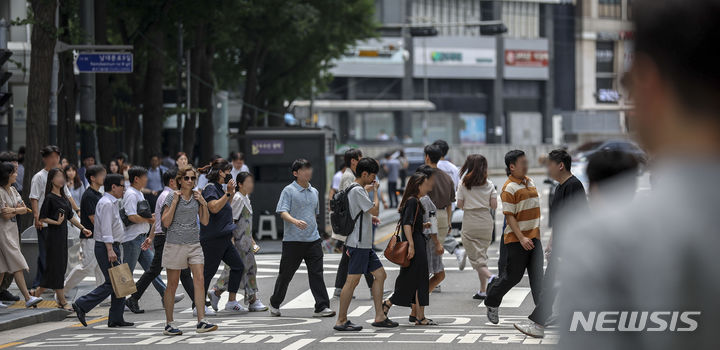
[0,300,70,331]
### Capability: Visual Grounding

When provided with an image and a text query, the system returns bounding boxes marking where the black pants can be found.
[270,239,330,312]
[334,244,373,290]
[32,227,46,288]
[528,256,557,325]
[202,235,244,295]
[498,233,508,278]
[387,181,398,208]
[132,235,195,306]
[485,238,543,308]
[75,242,126,324]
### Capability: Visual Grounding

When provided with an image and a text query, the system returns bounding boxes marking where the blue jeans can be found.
[122,234,166,296]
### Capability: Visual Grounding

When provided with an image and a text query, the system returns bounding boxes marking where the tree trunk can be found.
[22,0,57,229]
[183,24,205,162]
[95,0,114,164]
[57,3,76,165]
[197,42,215,164]
[141,26,165,165]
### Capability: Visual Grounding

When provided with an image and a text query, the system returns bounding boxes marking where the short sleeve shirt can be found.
[456,180,497,210]
[30,169,72,226]
[384,159,401,182]
[344,185,374,249]
[80,187,103,238]
[420,195,438,235]
[122,186,150,242]
[339,168,356,191]
[276,181,320,242]
[501,175,541,243]
[401,197,424,238]
[200,182,236,241]
[163,191,201,244]
[331,170,343,191]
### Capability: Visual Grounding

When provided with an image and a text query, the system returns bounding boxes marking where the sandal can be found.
[381,300,392,316]
[333,320,363,332]
[415,318,438,326]
[408,315,417,323]
[372,318,399,328]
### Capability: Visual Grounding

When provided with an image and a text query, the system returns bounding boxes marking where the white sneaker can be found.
[224,301,248,313]
[193,305,216,317]
[0,301,7,309]
[207,290,220,312]
[455,248,467,271]
[269,305,281,317]
[313,307,336,317]
[514,321,545,338]
[25,296,43,308]
[174,293,185,303]
[248,299,268,312]
[487,306,500,324]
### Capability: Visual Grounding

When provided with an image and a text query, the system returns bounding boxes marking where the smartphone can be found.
[58,208,65,215]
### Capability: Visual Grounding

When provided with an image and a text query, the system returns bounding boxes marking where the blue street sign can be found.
[75,52,133,73]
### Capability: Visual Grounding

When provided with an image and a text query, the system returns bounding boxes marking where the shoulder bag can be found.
[384,201,420,268]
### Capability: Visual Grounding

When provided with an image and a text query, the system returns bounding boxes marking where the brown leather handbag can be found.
[384,202,420,267]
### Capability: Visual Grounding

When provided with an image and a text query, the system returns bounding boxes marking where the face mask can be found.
[224,173,233,183]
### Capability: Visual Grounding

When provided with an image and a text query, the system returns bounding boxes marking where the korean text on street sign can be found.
[251,140,284,155]
[75,52,133,73]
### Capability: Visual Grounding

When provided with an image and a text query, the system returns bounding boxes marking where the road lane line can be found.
[281,338,316,350]
[0,342,23,349]
[69,316,108,327]
[282,288,334,309]
[348,305,372,317]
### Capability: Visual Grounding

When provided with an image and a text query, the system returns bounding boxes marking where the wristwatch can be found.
[226,193,231,198]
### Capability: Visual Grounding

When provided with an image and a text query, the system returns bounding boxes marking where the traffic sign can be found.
[74,52,133,73]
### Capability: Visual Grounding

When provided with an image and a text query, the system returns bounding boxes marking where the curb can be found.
[0,308,70,332]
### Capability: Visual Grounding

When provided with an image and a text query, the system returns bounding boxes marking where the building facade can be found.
[306,0,558,146]
[560,0,634,143]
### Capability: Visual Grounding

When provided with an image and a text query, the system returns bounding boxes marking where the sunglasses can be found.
[183,176,197,181]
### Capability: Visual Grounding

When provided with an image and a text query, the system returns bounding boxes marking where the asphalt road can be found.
[0,174,559,349]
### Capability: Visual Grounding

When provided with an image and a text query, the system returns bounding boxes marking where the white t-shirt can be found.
[344,185,374,249]
[331,170,343,191]
[122,186,151,242]
[456,180,497,210]
[437,160,460,190]
[29,169,72,226]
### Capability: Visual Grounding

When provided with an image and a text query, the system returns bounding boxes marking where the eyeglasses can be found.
[183,176,197,181]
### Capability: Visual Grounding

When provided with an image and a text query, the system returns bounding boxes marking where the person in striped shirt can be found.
[484,150,544,324]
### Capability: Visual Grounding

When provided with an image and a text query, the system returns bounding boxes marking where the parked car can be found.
[571,139,648,192]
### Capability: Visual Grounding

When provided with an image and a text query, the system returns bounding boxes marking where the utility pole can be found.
[78,0,97,159]
[0,18,10,151]
[401,0,414,142]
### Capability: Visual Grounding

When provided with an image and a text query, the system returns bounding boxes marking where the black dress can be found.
[39,192,72,290]
[390,197,429,307]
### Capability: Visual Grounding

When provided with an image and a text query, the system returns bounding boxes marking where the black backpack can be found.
[330,183,363,237]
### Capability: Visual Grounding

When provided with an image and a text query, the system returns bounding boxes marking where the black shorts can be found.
[347,247,383,275]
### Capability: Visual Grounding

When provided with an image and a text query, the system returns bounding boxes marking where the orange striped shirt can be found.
[501,175,541,244]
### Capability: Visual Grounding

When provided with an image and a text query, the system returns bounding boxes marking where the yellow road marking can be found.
[374,229,396,245]
[0,342,23,349]
[70,316,108,328]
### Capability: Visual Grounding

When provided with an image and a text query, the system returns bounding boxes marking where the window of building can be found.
[351,112,396,141]
[596,41,619,103]
[598,0,622,19]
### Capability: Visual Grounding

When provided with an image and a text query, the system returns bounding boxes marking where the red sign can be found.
[505,50,549,67]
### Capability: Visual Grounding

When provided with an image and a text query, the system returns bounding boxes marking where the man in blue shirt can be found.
[269,159,335,318]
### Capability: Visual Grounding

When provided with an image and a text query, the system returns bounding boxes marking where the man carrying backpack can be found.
[334,158,397,331]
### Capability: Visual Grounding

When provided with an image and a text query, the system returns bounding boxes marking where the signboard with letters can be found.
[504,50,549,67]
[251,140,284,155]
[75,52,133,73]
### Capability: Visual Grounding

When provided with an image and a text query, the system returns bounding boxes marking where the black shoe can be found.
[125,297,144,314]
[472,292,487,300]
[108,320,135,328]
[0,290,20,301]
[72,303,87,327]
[333,320,363,331]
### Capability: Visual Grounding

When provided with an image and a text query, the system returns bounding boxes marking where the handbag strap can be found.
[395,198,421,241]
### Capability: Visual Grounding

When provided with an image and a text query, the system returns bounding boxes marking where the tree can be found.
[23,0,58,208]
[57,0,78,165]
